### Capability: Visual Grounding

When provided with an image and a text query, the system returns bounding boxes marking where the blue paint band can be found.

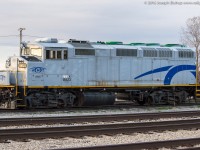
[164,65,196,85]
[134,65,172,79]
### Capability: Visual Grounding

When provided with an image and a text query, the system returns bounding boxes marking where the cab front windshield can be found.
[22,46,42,60]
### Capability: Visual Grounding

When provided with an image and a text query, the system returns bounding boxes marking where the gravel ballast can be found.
[1,105,200,149]
[1,129,200,150]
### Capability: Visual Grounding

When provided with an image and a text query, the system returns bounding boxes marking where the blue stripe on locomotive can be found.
[134,65,196,85]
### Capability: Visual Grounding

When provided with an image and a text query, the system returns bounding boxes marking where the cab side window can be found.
[46,49,68,60]
[46,50,61,59]
[57,51,62,59]
[46,50,50,59]
[64,50,68,59]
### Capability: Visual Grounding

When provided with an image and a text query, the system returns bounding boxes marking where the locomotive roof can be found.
[30,42,74,48]
[29,38,194,51]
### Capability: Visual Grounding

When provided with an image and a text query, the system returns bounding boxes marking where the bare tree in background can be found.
[181,16,200,83]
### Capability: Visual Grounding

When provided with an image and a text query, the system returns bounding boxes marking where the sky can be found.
[0,0,200,67]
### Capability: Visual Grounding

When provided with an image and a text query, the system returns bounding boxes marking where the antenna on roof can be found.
[18,28,26,56]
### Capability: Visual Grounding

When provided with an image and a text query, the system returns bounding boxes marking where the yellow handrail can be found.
[14,71,18,96]
[23,71,26,96]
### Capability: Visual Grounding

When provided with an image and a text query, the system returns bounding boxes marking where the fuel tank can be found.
[82,92,115,106]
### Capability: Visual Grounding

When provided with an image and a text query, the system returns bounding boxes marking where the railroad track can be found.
[55,138,200,150]
[1,118,200,142]
[1,110,200,126]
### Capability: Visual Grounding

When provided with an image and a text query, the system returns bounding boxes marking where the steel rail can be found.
[1,118,200,134]
[52,138,200,150]
[1,110,200,126]
[0,103,198,112]
[1,118,200,141]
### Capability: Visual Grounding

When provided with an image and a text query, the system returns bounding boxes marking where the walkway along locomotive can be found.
[0,38,197,109]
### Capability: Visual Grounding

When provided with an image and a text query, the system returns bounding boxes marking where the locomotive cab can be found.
[21,38,69,62]
[23,38,71,86]
[21,45,43,62]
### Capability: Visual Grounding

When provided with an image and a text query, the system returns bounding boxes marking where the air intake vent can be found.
[106,41,123,45]
[164,44,185,47]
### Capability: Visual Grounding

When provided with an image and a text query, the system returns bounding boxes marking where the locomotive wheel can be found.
[73,92,84,106]
[57,99,65,108]
[175,97,180,105]
[138,101,145,105]
[147,96,153,105]
[137,99,145,106]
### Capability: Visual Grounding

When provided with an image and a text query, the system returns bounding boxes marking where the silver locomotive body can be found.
[0,38,196,108]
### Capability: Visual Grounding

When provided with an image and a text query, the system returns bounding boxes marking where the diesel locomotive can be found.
[0,38,196,109]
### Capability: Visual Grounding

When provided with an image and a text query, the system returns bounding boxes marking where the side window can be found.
[23,47,31,55]
[31,48,42,57]
[46,50,55,59]
[46,50,60,59]
[57,51,62,59]
[46,49,68,60]
[46,50,50,59]
[51,51,56,59]
[64,50,68,59]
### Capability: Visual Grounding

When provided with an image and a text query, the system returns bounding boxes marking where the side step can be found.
[15,99,26,109]
[196,84,200,100]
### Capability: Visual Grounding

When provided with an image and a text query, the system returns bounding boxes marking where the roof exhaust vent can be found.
[35,38,58,43]
[68,39,89,44]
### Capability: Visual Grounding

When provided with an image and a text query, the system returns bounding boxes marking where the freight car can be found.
[0,38,196,109]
